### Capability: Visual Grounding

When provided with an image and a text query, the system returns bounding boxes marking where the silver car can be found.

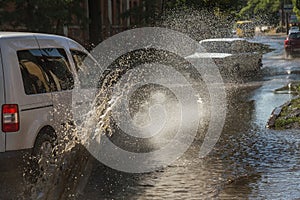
[187,38,264,80]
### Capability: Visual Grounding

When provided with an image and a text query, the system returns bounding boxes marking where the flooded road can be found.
[78,35,300,199]
[1,35,300,200]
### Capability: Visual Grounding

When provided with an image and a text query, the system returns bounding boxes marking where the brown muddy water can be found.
[77,35,300,200]
[1,35,300,200]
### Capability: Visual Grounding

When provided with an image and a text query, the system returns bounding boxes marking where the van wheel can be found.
[27,133,56,184]
[34,134,56,172]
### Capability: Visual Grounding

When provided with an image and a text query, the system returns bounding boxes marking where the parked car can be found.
[186,38,264,80]
[260,26,272,33]
[0,32,93,174]
[235,20,255,38]
[284,31,300,57]
[288,26,299,34]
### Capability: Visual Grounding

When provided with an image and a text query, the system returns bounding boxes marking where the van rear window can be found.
[17,48,74,95]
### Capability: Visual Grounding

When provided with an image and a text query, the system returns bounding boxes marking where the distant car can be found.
[235,20,255,37]
[284,31,300,57]
[288,26,299,34]
[186,38,264,80]
[260,26,272,33]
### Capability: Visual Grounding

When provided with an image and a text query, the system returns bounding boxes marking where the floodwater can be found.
[78,35,300,199]
[0,35,299,200]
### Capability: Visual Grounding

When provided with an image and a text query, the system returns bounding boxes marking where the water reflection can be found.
[77,82,260,199]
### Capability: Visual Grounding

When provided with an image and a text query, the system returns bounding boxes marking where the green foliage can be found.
[274,98,300,129]
[293,0,300,20]
[239,0,281,25]
[123,0,248,26]
[122,0,167,25]
[275,117,300,129]
[184,0,246,12]
[0,0,87,34]
[165,0,187,9]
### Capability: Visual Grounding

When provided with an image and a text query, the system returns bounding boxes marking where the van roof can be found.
[0,31,68,40]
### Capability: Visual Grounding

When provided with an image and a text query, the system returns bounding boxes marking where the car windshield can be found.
[290,26,299,30]
[289,32,300,39]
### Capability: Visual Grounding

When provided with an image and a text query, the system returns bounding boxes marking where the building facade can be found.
[0,0,162,47]
[88,0,144,46]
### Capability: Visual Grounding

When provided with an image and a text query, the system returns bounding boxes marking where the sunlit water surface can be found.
[78,35,300,200]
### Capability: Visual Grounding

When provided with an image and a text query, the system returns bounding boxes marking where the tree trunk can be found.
[88,0,102,47]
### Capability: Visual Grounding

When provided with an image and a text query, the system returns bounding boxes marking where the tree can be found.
[184,0,247,15]
[88,0,102,46]
[123,0,247,26]
[239,0,281,25]
[0,0,87,34]
[292,0,300,20]
[296,0,300,9]
[121,0,162,26]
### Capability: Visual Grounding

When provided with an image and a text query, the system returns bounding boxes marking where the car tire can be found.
[24,131,56,184]
[33,133,56,171]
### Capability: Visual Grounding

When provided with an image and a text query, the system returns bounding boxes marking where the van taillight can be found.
[2,104,19,132]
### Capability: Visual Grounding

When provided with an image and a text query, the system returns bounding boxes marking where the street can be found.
[1,34,300,199]
[78,35,300,199]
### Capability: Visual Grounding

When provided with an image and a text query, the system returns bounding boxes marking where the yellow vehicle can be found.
[235,20,255,37]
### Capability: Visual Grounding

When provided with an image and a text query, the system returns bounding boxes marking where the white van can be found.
[0,32,91,157]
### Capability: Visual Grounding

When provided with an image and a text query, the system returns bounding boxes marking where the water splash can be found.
[20,8,233,199]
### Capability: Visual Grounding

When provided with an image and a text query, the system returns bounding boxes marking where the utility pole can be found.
[88,0,102,47]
